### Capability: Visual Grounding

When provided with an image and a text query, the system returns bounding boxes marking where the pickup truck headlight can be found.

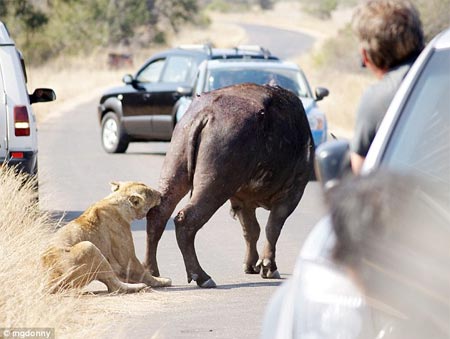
[296,261,365,338]
[264,260,369,339]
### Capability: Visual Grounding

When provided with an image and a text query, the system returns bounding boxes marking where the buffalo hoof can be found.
[256,258,281,279]
[243,263,261,274]
[262,269,281,279]
[197,278,217,288]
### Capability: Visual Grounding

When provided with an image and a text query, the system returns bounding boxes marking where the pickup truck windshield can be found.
[381,49,450,189]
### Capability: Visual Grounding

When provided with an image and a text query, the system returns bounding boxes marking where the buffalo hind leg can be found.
[145,185,189,277]
[175,196,229,288]
[230,199,261,274]
[258,204,297,279]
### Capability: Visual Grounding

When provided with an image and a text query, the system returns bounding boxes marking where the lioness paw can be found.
[152,276,172,287]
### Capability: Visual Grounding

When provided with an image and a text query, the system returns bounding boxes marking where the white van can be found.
[0,21,55,176]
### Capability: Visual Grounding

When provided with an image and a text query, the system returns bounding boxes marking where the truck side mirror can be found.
[29,88,56,104]
[315,140,352,191]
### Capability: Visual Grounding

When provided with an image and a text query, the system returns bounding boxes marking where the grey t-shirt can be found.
[351,61,413,157]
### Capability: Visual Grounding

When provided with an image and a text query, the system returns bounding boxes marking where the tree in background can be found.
[0,0,48,57]
[0,0,200,65]
[153,0,199,33]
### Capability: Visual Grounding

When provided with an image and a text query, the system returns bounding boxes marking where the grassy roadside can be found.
[0,167,109,337]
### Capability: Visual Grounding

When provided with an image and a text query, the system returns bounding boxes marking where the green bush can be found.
[206,0,233,12]
[300,0,338,19]
[312,24,362,73]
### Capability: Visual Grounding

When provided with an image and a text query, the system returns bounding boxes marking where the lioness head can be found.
[110,181,161,219]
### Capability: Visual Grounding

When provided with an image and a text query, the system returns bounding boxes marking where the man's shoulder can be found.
[383,62,413,90]
[359,81,392,120]
[365,61,413,99]
[360,62,412,117]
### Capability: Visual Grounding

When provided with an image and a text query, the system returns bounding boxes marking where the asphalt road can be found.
[37,25,326,338]
[239,23,315,60]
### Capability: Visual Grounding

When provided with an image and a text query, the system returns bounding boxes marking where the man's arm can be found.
[351,152,365,174]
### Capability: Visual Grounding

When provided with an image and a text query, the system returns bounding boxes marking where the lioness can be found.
[42,181,172,293]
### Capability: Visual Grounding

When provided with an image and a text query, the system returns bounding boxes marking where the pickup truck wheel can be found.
[101,112,129,153]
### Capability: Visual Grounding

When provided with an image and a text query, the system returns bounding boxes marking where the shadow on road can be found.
[125,151,167,156]
[167,280,284,292]
[131,218,175,232]
[125,142,169,156]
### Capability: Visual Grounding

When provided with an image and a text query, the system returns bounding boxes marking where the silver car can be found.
[262,27,450,339]
[175,58,330,146]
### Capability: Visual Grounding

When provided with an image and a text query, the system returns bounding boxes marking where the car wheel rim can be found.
[103,118,118,149]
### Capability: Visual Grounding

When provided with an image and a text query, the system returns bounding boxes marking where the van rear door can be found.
[0,68,7,162]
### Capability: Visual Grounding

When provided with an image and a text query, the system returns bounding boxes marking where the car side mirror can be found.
[122,74,134,85]
[315,87,329,102]
[315,140,352,191]
[176,86,193,96]
[123,74,145,90]
[29,88,56,104]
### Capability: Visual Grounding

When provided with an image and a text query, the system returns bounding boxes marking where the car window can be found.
[161,55,196,83]
[206,67,310,97]
[381,48,450,187]
[136,58,165,83]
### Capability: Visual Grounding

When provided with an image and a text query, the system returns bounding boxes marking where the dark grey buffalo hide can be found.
[145,83,314,288]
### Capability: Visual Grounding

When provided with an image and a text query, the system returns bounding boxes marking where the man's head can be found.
[352,0,424,71]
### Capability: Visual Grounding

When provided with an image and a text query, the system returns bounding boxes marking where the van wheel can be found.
[101,112,129,153]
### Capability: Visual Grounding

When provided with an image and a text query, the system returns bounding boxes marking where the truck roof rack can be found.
[176,44,213,56]
[175,43,278,60]
[234,45,272,59]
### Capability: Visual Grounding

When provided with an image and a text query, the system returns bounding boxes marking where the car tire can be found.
[101,112,129,153]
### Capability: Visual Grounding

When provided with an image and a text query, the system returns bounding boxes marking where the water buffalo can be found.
[145,83,314,288]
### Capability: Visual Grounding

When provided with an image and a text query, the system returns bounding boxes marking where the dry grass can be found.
[0,166,200,337]
[0,167,109,337]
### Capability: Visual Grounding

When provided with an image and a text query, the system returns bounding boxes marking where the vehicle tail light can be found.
[14,105,30,136]
[10,152,24,159]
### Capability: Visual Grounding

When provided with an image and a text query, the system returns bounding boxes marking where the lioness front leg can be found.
[126,255,172,287]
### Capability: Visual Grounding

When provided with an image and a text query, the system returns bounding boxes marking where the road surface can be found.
[38,24,326,338]
[240,23,315,60]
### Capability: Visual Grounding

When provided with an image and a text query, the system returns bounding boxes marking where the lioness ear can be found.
[129,194,144,207]
[110,181,121,192]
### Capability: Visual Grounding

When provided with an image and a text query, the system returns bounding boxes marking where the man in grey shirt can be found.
[350,0,424,173]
